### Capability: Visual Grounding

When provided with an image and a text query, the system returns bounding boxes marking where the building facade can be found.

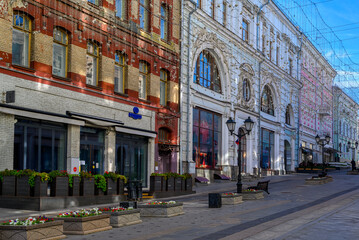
[299,38,336,166]
[0,0,180,188]
[180,0,303,181]
[333,86,359,163]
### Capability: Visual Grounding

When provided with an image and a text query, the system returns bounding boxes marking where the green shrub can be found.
[103,171,120,182]
[79,171,93,178]
[68,174,80,188]
[48,170,68,182]
[94,174,107,192]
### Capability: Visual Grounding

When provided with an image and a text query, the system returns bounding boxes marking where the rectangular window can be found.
[86,41,99,86]
[12,14,31,67]
[197,0,201,8]
[289,58,293,76]
[53,28,68,78]
[139,61,148,99]
[160,70,168,106]
[261,128,274,169]
[88,0,99,5]
[269,41,273,61]
[209,0,214,18]
[14,118,67,172]
[139,0,150,31]
[160,5,168,40]
[262,35,265,53]
[116,0,127,19]
[242,20,249,43]
[276,46,279,65]
[115,53,126,93]
[193,108,222,169]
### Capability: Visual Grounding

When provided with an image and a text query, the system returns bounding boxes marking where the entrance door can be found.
[284,140,292,173]
[80,127,105,174]
[159,151,171,173]
[116,134,148,187]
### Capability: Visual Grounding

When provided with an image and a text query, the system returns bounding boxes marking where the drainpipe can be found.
[181,1,197,174]
[256,0,270,176]
[296,33,303,170]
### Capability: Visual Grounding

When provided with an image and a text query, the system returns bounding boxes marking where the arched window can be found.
[160,4,169,40]
[12,12,32,67]
[160,69,168,106]
[53,28,68,78]
[139,61,149,99]
[285,105,291,125]
[116,0,127,20]
[243,79,250,101]
[261,85,274,116]
[115,52,126,93]
[193,50,221,93]
[159,128,171,143]
[86,41,100,86]
[139,0,150,31]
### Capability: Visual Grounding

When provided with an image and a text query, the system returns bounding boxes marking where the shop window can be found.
[160,4,169,41]
[242,20,249,43]
[193,108,222,169]
[261,85,275,116]
[160,69,168,106]
[243,79,250,101]
[139,0,150,32]
[116,0,127,20]
[115,52,126,94]
[86,41,100,86]
[53,28,68,78]
[193,50,221,93]
[139,61,149,99]
[261,128,274,169]
[12,12,31,67]
[14,118,67,172]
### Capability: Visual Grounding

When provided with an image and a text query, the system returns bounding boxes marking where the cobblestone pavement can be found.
[1,170,359,240]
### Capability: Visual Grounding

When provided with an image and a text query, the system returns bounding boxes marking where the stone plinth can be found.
[240,190,264,200]
[221,194,243,205]
[52,214,111,235]
[0,220,65,240]
[108,209,142,228]
[138,203,184,217]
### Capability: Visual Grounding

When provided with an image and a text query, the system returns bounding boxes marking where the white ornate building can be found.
[180,0,304,181]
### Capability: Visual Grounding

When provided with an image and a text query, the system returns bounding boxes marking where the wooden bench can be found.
[247,180,270,194]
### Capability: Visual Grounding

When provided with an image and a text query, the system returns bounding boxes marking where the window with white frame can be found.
[115,52,126,93]
[139,61,149,99]
[53,28,68,78]
[139,0,150,31]
[86,41,99,86]
[12,12,31,67]
[116,0,127,20]
[160,4,169,40]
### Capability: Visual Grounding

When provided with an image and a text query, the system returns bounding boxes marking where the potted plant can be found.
[0,216,65,240]
[94,174,107,196]
[103,171,119,195]
[68,174,81,196]
[174,173,183,192]
[16,169,35,197]
[150,173,166,192]
[221,192,243,205]
[0,169,17,196]
[32,172,49,197]
[165,172,176,192]
[117,175,127,195]
[182,173,192,192]
[53,208,112,235]
[138,201,184,218]
[80,172,94,196]
[49,170,69,197]
[99,206,142,228]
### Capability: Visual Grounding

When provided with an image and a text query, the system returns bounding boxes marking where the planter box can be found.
[106,178,117,196]
[166,177,175,191]
[150,176,164,192]
[117,179,125,195]
[185,178,192,192]
[107,209,142,228]
[50,177,69,197]
[305,177,331,185]
[138,203,184,218]
[69,176,80,196]
[241,190,264,200]
[33,177,48,197]
[80,177,94,196]
[0,220,65,240]
[52,214,111,235]
[221,194,243,205]
[0,176,16,196]
[16,176,31,197]
[174,177,182,192]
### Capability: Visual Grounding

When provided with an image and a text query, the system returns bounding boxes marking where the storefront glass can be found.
[14,118,67,172]
[261,128,275,169]
[80,127,105,174]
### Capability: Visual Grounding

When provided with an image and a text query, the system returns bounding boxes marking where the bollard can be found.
[208,193,222,208]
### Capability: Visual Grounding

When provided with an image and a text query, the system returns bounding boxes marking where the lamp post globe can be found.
[226,117,236,136]
[325,134,331,144]
[315,134,320,144]
[244,117,255,133]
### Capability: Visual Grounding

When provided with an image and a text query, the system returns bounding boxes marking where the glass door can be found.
[80,127,104,174]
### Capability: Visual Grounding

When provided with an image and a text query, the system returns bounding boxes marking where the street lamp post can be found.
[226,117,255,193]
[347,141,358,166]
[315,134,331,176]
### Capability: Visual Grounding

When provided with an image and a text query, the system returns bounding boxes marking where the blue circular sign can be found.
[133,107,139,114]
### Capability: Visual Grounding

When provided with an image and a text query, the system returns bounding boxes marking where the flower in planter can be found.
[48,170,68,182]
[150,173,168,180]
[147,201,176,205]
[222,192,237,196]
[0,169,18,182]
[99,207,134,212]
[243,189,258,192]
[57,208,102,218]
[1,216,54,226]
[79,171,93,178]
[103,171,127,183]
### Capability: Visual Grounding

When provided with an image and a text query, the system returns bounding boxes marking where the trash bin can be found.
[127,180,143,200]
[208,193,222,208]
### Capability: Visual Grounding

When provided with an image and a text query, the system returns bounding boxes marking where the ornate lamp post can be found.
[226,117,255,193]
[315,134,331,176]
